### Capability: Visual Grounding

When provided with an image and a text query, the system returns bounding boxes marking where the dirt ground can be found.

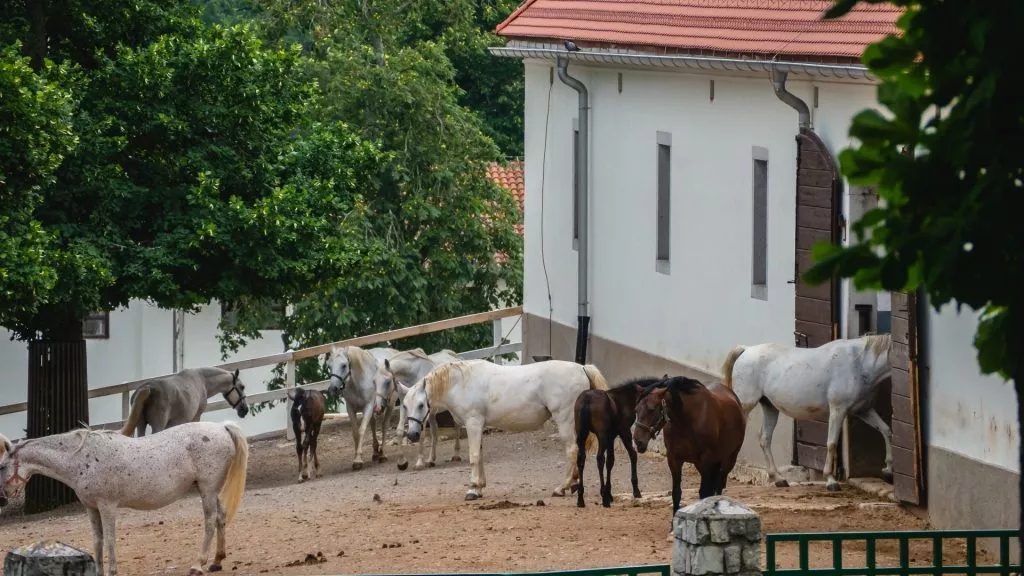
[0,423,990,575]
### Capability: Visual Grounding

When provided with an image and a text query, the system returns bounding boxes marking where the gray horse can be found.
[120,367,250,436]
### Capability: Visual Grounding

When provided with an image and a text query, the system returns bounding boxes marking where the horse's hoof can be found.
[826,482,841,492]
[378,455,388,463]
[465,491,481,501]
[577,499,585,508]
[633,491,642,499]
[352,462,364,471]
[450,455,463,462]
[427,461,436,468]
[881,470,894,484]
[297,476,306,484]
[371,454,381,463]
[413,462,425,471]
[188,568,205,576]
[551,488,566,497]
[397,461,409,471]
[208,564,223,573]
[774,479,790,488]
[602,501,611,508]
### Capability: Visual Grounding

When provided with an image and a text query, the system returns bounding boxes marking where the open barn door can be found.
[890,290,925,504]
[792,130,842,474]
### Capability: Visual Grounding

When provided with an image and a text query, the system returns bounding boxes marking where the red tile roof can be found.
[487,160,525,236]
[496,0,901,61]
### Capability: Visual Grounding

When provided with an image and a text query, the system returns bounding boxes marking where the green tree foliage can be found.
[0,44,76,327]
[0,1,385,341]
[804,0,1023,548]
[212,0,523,411]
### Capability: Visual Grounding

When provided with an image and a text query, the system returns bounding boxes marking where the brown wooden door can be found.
[890,290,925,504]
[792,130,842,473]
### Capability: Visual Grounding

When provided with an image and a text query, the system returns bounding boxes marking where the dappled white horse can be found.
[326,345,399,469]
[373,348,464,470]
[0,422,248,576]
[721,333,893,491]
[401,359,607,500]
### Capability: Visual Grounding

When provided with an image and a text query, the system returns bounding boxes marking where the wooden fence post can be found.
[121,388,130,422]
[284,352,296,441]
[492,318,503,365]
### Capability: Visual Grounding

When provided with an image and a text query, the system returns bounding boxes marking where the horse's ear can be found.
[0,434,11,456]
[233,369,240,381]
[384,358,391,371]
[396,381,410,396]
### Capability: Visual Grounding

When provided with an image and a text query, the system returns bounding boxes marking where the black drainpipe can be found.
[556,53,591,365]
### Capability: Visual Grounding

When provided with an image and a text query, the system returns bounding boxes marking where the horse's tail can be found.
[582,364,609,391]
[721,346,748,389]
[120,386,151,436]
[219,422,249,525]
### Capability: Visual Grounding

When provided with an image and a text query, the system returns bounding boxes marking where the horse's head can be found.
[372,359,397,416]
[224,369,249,418]
[402,380,430,443]
[633,385,670,453]
[327,346,351,396]
[0,434,24,508]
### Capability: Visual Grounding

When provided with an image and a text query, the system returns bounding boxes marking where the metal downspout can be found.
[770,69,811,130]
[556,54,591,365]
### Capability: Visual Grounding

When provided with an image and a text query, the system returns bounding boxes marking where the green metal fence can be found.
[764,529,1020,576]
[362,566,671,576]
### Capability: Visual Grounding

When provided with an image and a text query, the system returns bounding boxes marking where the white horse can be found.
[372,348,463,470]
[721,333,893,491]
[326,345,399,469]
[0,421,248,576]
[401,359,606,500]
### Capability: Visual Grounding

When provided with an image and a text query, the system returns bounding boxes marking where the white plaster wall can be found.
[926,302,1018,473]
[523,61,881,374]
[0,299,286,440]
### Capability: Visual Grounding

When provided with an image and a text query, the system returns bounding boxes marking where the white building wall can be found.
[926,302,1018,473]
[523,61,880,374]
[0,299,287,441]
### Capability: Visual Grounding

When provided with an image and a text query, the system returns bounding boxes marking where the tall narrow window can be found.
[572,118,580,249]
[656,131,671,273]
[752,146,769,300]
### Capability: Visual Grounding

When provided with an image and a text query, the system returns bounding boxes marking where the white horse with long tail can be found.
[326,345,399,469]
[371,347,463,470]
[0,421,248,576]
[401,359,606,500]
[721,333,893,491]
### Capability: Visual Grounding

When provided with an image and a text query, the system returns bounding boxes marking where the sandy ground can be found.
[0,422,990,575]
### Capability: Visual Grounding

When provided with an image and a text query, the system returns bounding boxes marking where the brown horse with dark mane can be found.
[632,375,746,530]
[573,375,667,507]
[288,387,326,483]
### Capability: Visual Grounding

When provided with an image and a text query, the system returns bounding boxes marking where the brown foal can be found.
[573,375,668,508]
[288,387,326,483]
[633,376,746,530]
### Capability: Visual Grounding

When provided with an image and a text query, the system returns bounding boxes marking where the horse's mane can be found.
[862,333,892,356]
[638,375,704,399]
[347,345,376,376]
[614,375,667,391]
[404,348,431,361]
[424,361,472,401]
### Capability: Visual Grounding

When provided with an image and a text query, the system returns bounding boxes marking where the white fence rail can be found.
[0,307,523,441]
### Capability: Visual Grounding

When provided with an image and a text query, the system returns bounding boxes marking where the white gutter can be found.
[489,41,873,81]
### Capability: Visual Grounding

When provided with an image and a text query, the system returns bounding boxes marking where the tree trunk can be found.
[24,0,47,71]
[25,314,89,514]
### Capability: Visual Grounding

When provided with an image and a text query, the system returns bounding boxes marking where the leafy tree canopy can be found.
[805,0,1024,381]
[0,1,386,340]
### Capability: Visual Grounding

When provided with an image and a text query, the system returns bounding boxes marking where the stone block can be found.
[745,517,762,542]
[742,542,762,571]
[724,544,742,573]
[673,542,691,574]
[695,518,710,544]
[691,545,724,576]
[709,518,731,543]
[728,518,747,536]
[4,541,97,576]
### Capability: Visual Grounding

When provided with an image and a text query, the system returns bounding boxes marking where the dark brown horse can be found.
[633,376,746,530]
[288,387,326,483]
[573,375,667,508]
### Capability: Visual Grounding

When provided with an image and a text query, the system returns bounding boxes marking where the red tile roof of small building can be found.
[487,160,525,236]
[496,0,901,61]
